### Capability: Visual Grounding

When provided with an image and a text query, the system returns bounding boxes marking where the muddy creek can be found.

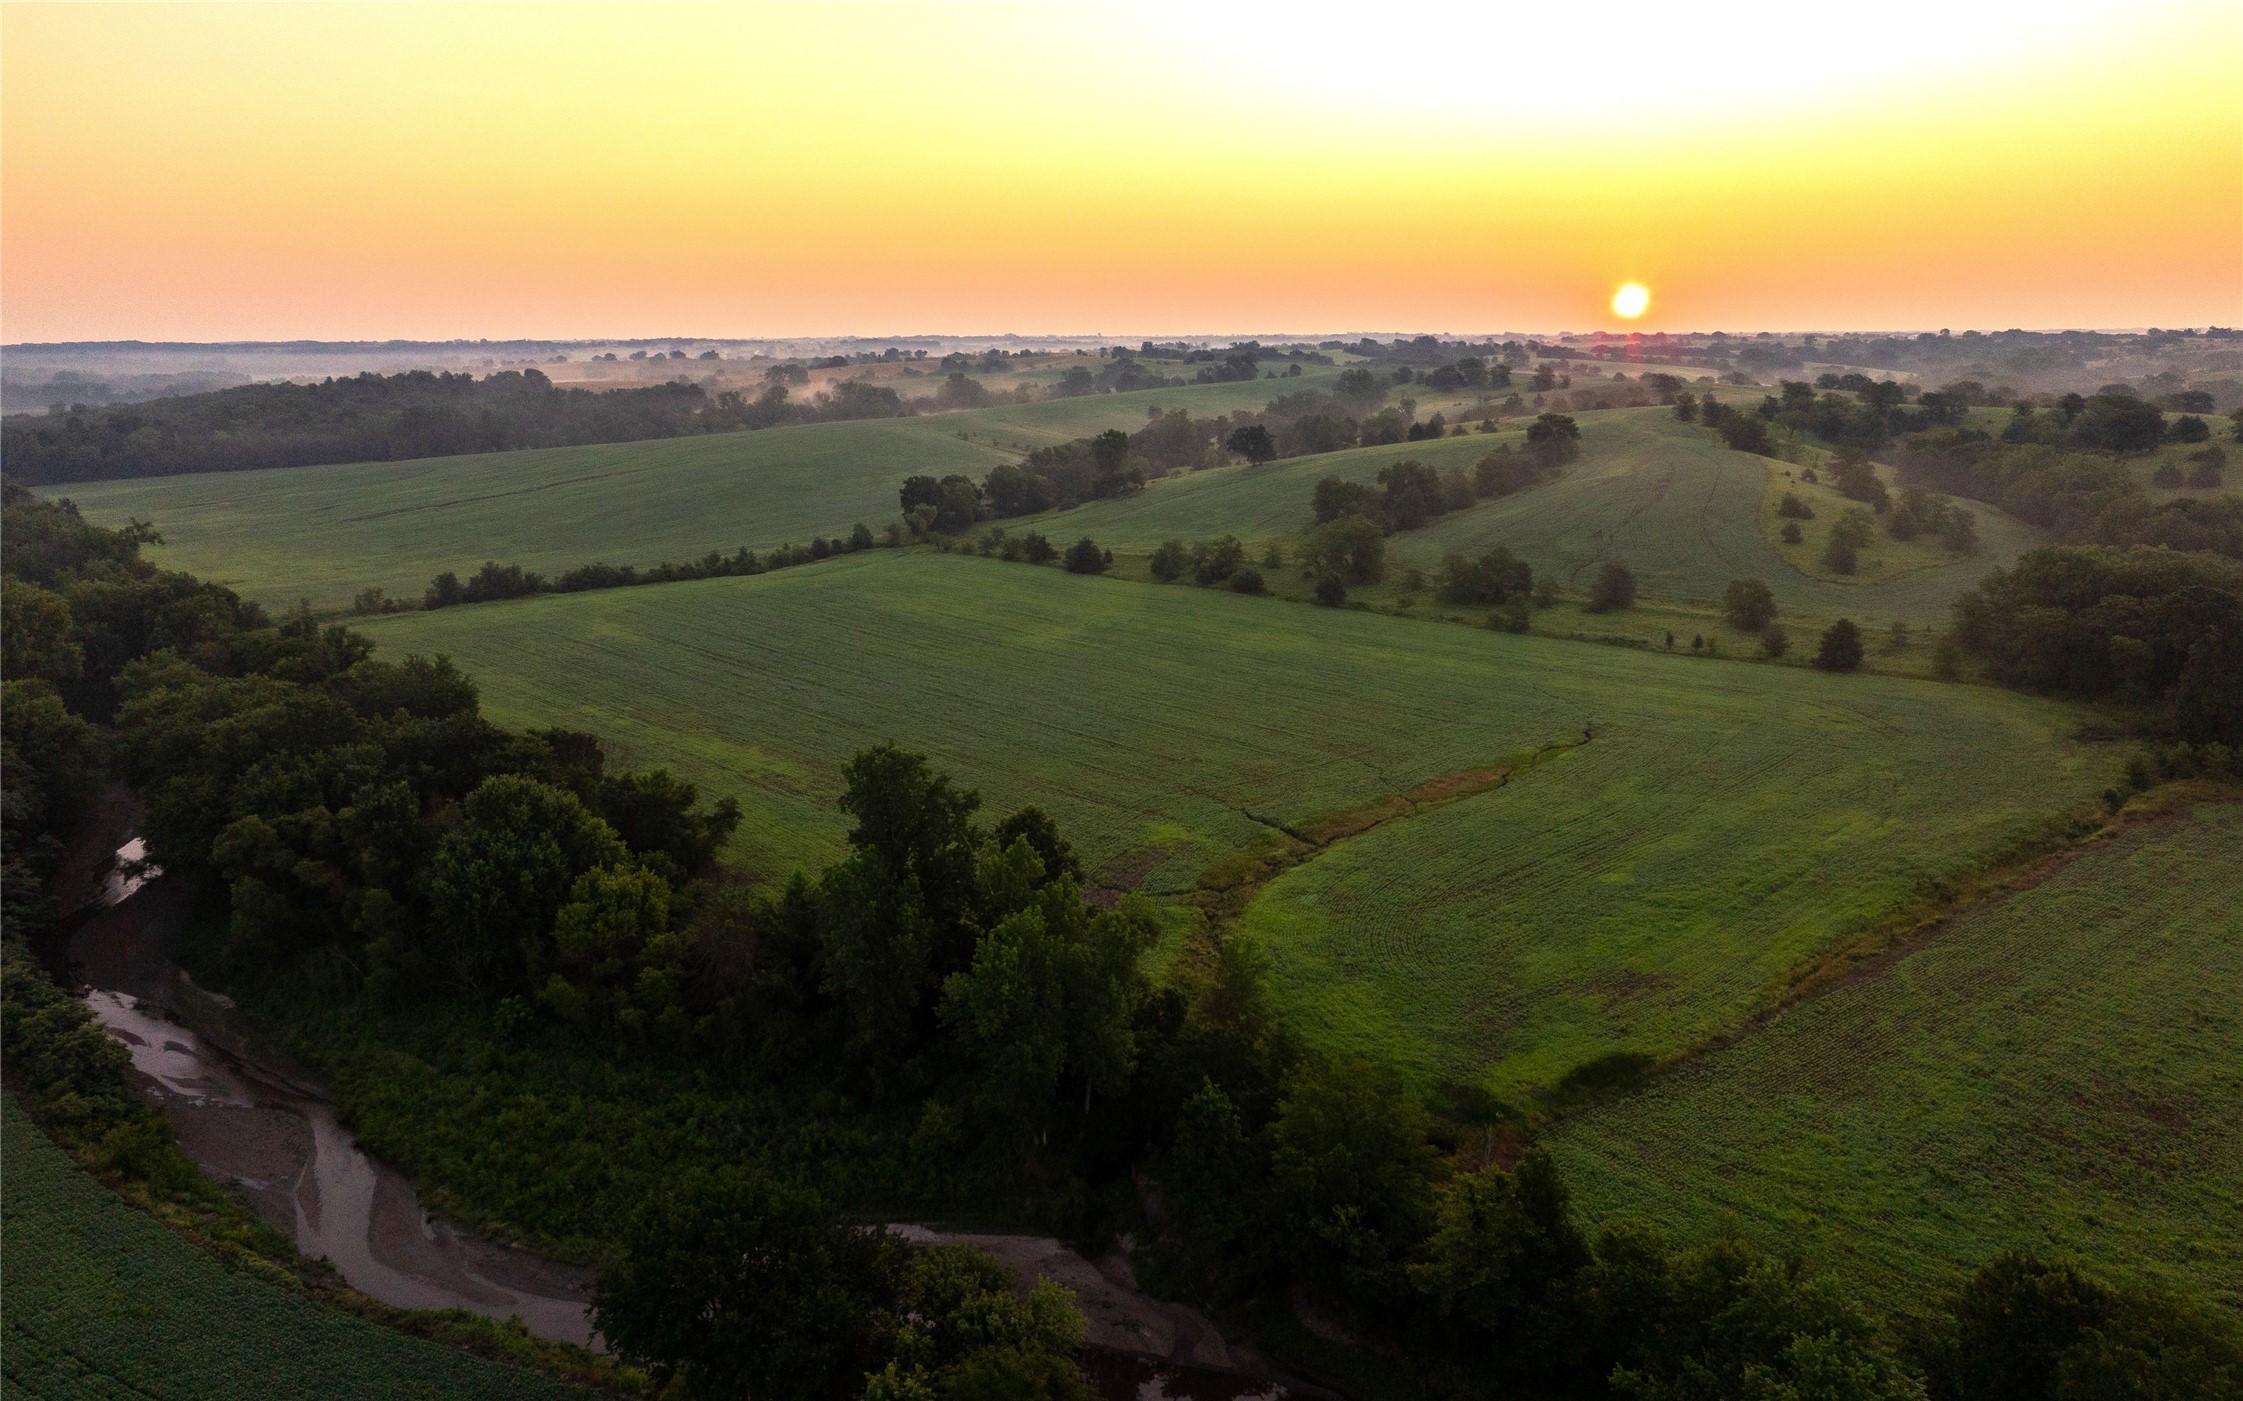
[65,845,597,1346]
[63,832,1314,1397]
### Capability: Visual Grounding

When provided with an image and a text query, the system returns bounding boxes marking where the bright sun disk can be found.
[1612,283,1650,319]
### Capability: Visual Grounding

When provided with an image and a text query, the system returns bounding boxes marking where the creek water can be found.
[65,836,1314,1397]
[66,845,598,1346]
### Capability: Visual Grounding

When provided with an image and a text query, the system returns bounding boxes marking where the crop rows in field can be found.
[0,1098,580,1400]
[358,551,2110,1089]
[54,368,1343,610]
[1545,802,2243,1310]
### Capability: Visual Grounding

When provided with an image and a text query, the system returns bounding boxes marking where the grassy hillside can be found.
[1022,409,2042,627]
[357,551,2110,1090]
[0,1096,583,1400]
[51,371,1342,610]
[1546,800,2243,1312]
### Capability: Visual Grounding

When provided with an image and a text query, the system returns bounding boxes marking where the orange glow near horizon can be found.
[3,2,2239,342]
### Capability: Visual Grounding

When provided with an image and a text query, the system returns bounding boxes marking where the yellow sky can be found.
[4,1,2238,340]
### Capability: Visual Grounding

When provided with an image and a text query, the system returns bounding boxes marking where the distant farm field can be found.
[357,552,2110,1090]
[52,372,1344,610]
[0,1097,580,1400]
[1546,802,2243,1311]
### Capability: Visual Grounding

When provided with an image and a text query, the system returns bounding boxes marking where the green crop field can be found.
[51,370,1343,610]
[1545,801,2243,1311]
[0,1097,582,1400]
[356,551,2111,1091]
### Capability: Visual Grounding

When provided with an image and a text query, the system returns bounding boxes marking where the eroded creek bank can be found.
[60,849,598,1346]
[56,816,1313,1397]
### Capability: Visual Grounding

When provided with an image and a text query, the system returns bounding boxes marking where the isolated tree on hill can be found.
[1149,539,1189,582]
[2069,395,2165,455]
[1377,459,1447,530]
[1724,578,1777,632]
[1089,429,1138,495]
[1332,366,1389,413]
[1192,535,1246,585]
[1305,514,1388,585]
[1313,474,1381,525]
[1225,424,1278,464]
[1586,561,1637,613]
[1816,619,1864,672]
[1525,413,1582,470]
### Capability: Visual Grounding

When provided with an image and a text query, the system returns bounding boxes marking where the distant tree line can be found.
[3,367,936,485]
[400,523,886,614]
[925,372,1537,535]
[1290,416,1580,595]
[1951,545,2243,747]
[1896,432,2243,563]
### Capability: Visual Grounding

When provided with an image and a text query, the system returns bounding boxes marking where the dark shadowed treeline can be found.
[2,367,914,485]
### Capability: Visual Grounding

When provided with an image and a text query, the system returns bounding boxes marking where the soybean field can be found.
[0,1097,583,1400]
[357,550,2112,1090]
[1545,801,2243,1310]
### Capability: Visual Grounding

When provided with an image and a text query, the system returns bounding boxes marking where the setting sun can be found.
[1612,283,1651,320]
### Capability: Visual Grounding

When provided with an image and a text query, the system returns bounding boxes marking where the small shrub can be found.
[1823,534,1858,575]
[2186,445,2226,489]
[1777,492,1814,520]
[1192,535,1245,586]
[1585,561,1636,613]
[2151,462,2184,488]
[1063,537,1109,574]
[1020,533,1055,565]
[1781,520,1804,544]
[1148,539,1188,582]
[1229,567,1266,595]
[1816,619,1864,672]
[1724,578,1777,632]
[1314,574,1347,607]
[1761,623,1789,658]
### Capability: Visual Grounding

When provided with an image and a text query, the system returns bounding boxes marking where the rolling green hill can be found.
[1039,409,2044,626]
[49,370,1342,610]
[1545,800,2243,1311]
[0,1097,582,1400]
[356,551,2110,1091]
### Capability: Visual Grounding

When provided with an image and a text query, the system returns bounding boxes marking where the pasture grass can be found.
[357,551,2112,1090]
[1545,798,2243,1312]
[0,1096,584,1400]
[1028,410,2041,628]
